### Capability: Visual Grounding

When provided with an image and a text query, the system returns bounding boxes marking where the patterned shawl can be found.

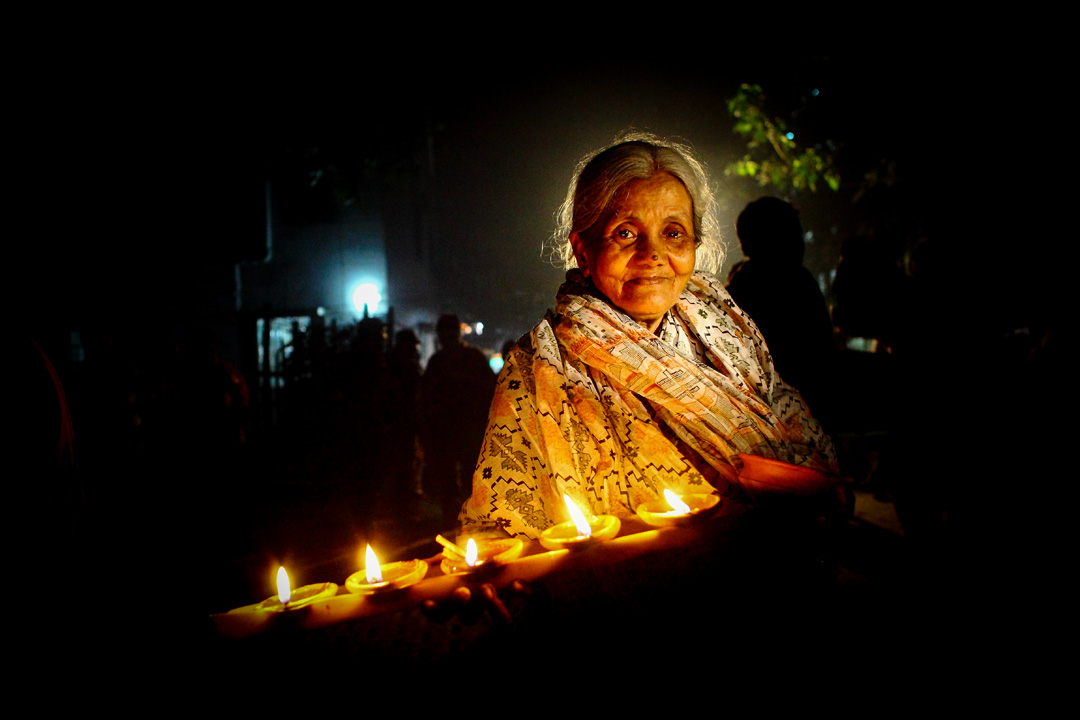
[458,270,837,539]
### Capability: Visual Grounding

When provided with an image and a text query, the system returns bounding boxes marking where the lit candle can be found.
[465,538,479,568]
[365,544,384,584]
[538,494,621,550]
[277,566,291,606]
[255,565,337,612]
[439,535,525,575]
[663,489,692,515]
[345,544,428,594]
[564,494,592,538]
[635,489,721,527]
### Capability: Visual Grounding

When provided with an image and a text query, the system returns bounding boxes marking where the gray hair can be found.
[548,131,723,274]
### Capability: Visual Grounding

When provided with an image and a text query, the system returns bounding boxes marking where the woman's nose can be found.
[635,233,664,261]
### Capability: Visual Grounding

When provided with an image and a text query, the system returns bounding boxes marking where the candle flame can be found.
[365,544,384,583]
[563,494,593,537]
[276,566,291,605]
[465,538,478,567]
[663,489,692,514]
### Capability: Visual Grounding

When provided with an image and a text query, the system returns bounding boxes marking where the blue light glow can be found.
[351,282,383,315]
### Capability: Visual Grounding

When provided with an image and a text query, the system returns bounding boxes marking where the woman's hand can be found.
[422,580,532,626]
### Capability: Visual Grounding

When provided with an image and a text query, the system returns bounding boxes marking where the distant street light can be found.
[351,282,382,315]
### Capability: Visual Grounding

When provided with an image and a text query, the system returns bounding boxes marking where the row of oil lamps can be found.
[254,489,719,613]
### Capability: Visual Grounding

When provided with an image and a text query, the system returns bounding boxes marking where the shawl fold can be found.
[459,270,837,539]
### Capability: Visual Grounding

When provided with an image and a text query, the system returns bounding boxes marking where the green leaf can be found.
[724,82,841,194]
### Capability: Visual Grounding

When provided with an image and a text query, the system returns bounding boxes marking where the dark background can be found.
[15,27,1058,665]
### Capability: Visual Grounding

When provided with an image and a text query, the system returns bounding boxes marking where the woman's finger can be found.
[480,583,512,625]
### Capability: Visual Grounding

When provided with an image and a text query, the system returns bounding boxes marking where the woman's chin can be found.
[618,297,673,326]
[624,307,667,330]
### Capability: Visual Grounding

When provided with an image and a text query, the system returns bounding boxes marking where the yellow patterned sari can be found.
[458,270,838,539]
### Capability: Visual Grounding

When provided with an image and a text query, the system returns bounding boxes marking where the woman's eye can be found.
[613,228,636,243]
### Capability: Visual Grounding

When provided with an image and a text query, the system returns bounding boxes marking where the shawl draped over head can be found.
[458,270,838,540]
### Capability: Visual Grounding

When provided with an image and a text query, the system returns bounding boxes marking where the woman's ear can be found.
[570,232,590,277]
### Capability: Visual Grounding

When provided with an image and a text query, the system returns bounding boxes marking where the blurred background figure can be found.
[831,234,912,354]
[421,314,496,524]
[827,234,913,480]
[726,196,836,429]
[384,329,423,504]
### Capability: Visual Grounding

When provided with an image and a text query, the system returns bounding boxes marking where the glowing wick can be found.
[365,545,384,584]
[563,494,593,538]
[663,489,692,514]
[465,538,479,567]
[276,566,291,605]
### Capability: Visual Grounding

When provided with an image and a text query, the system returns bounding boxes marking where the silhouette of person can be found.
[827,234,914,470]
[421,314,496,524]
[831,234,912,353]
[384,329,423,502]
[726,197,835,426]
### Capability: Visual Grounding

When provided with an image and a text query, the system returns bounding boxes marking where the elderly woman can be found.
[458,133,838,540]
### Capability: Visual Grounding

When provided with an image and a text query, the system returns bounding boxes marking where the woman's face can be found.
[572,173,696,332]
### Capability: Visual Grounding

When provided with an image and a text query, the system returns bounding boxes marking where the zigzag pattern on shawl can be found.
[554,271,800,470]
[681,273,774,400]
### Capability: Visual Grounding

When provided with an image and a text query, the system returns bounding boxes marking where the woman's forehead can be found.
[609,173,693,220]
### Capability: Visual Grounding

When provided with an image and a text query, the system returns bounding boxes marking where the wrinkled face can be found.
[572,173,696,332]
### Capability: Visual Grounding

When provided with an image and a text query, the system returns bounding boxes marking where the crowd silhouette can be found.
[21,310,501,615]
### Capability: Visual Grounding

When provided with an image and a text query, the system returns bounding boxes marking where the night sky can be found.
[25,41,1029,342]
